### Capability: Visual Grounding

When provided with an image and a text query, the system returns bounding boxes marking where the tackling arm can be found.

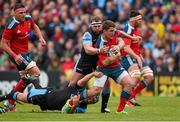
[77,71,103,87]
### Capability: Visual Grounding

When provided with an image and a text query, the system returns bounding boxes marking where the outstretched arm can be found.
[77,71,103,87]
[117,30,142,41]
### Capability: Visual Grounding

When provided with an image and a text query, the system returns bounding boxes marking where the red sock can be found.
[130,81,146,98]
[117,97,127,112]
[8,79,27,104]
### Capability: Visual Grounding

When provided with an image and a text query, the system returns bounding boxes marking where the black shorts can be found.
[74,60,97,75]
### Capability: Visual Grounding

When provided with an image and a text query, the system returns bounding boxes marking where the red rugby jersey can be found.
[97,33,120,68]
[121,23,142,57]
[2,15,35,54]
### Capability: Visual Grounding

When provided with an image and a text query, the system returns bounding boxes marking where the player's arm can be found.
[32,24,46,46]
[77,71,103,87]
[124,45,142,68]
[102,54,120,66]
[83,32,108,55]
[0,39,17,58]
[116,30,142,41]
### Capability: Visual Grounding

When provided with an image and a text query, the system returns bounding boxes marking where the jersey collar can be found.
[128,22,134,30]
[101,34,107,42]
[13,16,20,24]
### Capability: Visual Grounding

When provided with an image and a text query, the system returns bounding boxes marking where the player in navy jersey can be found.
[0,71,103,113]
[0,3,46,111]
[69,16,111,113]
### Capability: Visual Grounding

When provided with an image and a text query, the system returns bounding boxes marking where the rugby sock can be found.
[117,90,130,112]
[30,79,42,89]
[130,80,148,98]
[8,79,27,105]
[101,89,110,111]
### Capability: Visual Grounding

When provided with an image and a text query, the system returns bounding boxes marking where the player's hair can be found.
[102,20,115,30]
[130,10,141,18]
[90,16,102,23]
[13,3,25,11]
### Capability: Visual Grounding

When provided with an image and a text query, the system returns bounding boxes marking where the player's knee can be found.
[141,67,154,82]
[122,81,132,92]
[93,88,101,96]
[129,70,141,79]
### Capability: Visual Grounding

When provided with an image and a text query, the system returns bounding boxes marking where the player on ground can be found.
[121,10,154,106]
[0,71,103,113]
[78,20,134,114]
[0,3,46,111]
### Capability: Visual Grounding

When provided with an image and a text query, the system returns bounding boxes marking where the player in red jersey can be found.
[0,3,46,111]
[121,10,154,106]
[78,20,134,114]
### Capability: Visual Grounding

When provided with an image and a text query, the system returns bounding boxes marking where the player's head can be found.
[102,20,115,40]
[89,16,102,35]
[129,10,142,27]
[13,3,26,21]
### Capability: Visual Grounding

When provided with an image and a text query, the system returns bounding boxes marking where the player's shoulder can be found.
[83,31,92,38]
[124,22,134,34]
[6,17,19,29]
[25,15,32,21]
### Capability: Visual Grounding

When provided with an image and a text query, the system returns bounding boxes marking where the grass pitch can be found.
[0,96,179,121]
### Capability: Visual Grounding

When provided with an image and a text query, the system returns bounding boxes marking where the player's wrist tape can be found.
[12,53,17,59]
[97,48,101,54]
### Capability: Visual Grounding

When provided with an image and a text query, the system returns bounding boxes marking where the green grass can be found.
[0,96,180,121]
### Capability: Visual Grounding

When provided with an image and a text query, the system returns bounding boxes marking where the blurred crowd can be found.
[0,0,179,75]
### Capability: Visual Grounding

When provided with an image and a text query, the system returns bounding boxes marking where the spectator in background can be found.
[150,16,165,39]
[164,55,178,73]
[0,0,179,75]
[103,1,118,21]
[153,56,164,73]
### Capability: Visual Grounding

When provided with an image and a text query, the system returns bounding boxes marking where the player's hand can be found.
[14,54,23,64]
[99,46,109,54]
[93,71,103,78]
[111,45,120,54]
[39,37,46,46]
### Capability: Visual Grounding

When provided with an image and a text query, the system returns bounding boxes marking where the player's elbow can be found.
[0,40,5,49]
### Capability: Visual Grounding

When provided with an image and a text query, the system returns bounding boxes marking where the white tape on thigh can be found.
[129,70,141,78]
[116,71,129,84]
[93,75,108,87]
[141,66,153,77]
[25,61,36,70]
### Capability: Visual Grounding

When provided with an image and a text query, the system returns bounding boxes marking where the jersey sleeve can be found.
[2,27,15,41]
[25,15,35,28]
[123,38,132,45]
[82,32,92,47]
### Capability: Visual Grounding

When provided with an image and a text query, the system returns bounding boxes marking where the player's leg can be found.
[130,65,154,99]
[109,66,132,113]
[5,52,40,111]
[101,78,111,113]
[121,56,141,106]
